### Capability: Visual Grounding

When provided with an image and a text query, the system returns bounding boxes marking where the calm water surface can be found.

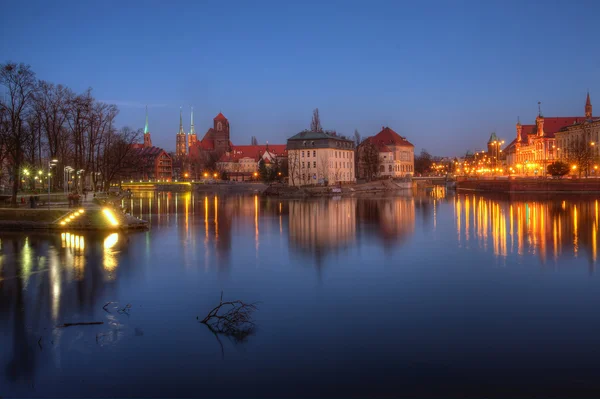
[3,189,600,397]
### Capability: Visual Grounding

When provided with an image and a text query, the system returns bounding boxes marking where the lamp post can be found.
[48,159,58,209]
[64,166,74,195]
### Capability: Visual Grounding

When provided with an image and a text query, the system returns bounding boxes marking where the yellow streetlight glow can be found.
[572,165,577,170]
[203,172,208,177]
[213,173,218,178]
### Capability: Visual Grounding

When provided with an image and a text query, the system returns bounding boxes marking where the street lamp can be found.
[47,159,58,209]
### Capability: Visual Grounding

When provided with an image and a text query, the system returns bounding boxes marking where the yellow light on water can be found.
[104,233,119,249]
[102,208,119,226]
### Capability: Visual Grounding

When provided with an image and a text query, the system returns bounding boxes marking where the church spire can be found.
[178,107,185,135]
[586,91,592,118]
[190,106,195,135]
[144,105,149,134]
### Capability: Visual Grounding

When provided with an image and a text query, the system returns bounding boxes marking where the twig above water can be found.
[199,291,258,348]
[58,322,104,328]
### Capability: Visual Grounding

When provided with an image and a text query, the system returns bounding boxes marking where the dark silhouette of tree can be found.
[547,161,570,177]
[0,62,38,206]
[353,129,361,146]
[415,149,433,175]
[566,135,596,177]
[310,108,323,132]
[358,140,380,181]
[258,158,268,181]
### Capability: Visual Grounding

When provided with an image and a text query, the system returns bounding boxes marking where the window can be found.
[302,162,305,168]
[313,161,316,168]
[302,151,305,157]
[389,165,392,172]
[307,151,310,158]
[313,150,316,157]
[308,162,310,168]
[379,165,385,173]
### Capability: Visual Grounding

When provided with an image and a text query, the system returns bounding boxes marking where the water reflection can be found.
[454,193,600,269]
[3,190,600,395]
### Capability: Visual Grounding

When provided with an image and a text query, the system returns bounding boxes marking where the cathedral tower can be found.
[586,92,593,118]
[213,112,231,152]
[143,105,153,148]
[188,106,198,149]
[176,107,187,157]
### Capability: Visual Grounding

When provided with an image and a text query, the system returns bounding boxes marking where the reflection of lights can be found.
[104,233,119,249]
[103,208,119,226]
[103,233,119,275]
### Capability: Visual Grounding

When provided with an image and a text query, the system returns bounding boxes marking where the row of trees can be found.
[0,62,141,205]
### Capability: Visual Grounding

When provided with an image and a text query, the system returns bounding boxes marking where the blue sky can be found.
[1,0,598,155]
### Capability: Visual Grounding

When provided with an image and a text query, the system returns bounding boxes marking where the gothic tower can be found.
[516,118,522,142]
[176,107,187,156]
[586,92,593,118]
[213,112,230,152]
[188,106,198,149]
[143,105,153,148]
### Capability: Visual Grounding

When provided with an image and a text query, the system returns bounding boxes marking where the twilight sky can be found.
[1,0,598,156]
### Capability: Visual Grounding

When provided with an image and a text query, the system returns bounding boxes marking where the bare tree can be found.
[317,154,329,184]
[288,150,301,186]
[0,62,38,206]
[310,108,323,132]
[354,129,361,146]
[358,140,380,181]
[567,133,597,177]
[99,126,141,191]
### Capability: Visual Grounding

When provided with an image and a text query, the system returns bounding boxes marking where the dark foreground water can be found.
[2,189,600,397]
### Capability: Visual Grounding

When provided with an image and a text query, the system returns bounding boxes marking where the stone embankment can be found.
[456,177,600,193]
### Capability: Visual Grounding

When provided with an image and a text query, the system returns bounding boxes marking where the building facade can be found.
[504,94,592,175]
[216,144,287,181]
[286,131,355,186]
[357,126,414,179]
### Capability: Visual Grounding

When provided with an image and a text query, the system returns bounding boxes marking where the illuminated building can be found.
[357,126,415,178]
[286,130,356,186]
[504,94,592,175]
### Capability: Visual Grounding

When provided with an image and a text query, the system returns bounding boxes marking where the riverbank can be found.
[457,177,600,193]
[0,207,148,232]
[263,179,414,198]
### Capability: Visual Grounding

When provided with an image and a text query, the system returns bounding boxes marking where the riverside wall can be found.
[456,177,600,193]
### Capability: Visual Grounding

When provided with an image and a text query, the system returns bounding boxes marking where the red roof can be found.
[541,117,587,136]
[371,127,414,147]
[198,139,214,150]
[214,112,227,121]
[218,144,287,162]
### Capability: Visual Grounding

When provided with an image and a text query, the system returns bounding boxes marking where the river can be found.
[2,189,600,397]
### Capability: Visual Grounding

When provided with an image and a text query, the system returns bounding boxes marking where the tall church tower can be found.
[143,105,153,148]
[188,106,198,149]
[213,112,230,152]
[586,92,593,118]
[176,107,187,156]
